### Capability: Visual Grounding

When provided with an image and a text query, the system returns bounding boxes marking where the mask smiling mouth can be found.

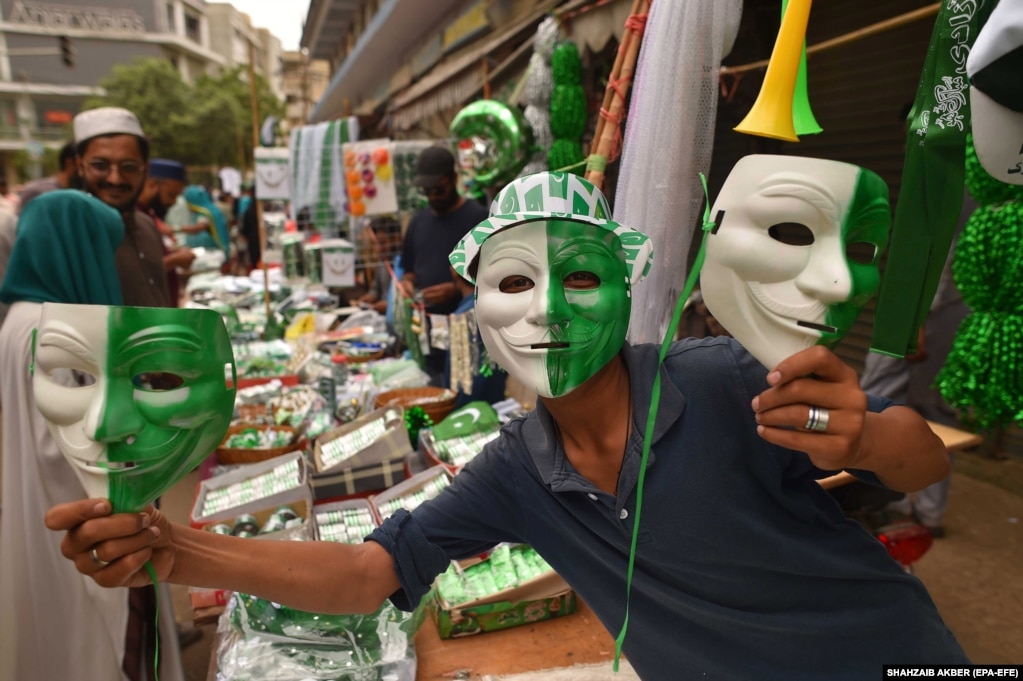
[89,460,137,471]
[531,342,570,349]
[797,320,838,333]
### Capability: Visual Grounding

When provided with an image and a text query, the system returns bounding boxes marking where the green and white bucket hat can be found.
[449,171,654,284]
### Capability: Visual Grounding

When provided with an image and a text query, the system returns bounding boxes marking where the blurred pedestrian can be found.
[137,158,195,306]
[18,140,79,213]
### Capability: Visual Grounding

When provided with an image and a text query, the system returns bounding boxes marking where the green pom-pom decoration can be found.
[405,406,434,447]
[937,200,1023,429]
[965,134,1023,207]
[548,138,584,175]
[551,42,582,86]
[550,84,588,139]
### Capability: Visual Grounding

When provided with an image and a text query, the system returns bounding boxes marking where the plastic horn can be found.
[784,0,822,136]
[734,0,814,142]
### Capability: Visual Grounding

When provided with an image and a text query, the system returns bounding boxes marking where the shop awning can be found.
[386,0,561,132]
[308,0,467,123]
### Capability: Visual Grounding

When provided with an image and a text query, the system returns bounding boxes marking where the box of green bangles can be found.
[368,465,452,521]
[189,451,312,528]
[310,406,414,501]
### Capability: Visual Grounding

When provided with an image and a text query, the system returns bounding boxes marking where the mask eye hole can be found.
[563,271,600,290]
[133,372,185,391]
[72,370,97,387]
[845,242,878,265]
[499,275,534,293]
[768,222,815,246]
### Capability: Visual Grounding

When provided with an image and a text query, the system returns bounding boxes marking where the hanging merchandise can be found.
[393,140,436,213]
[936,136,1023,430]
[547,41,586,174]
[288,116,359,232]
[448,312,474,395]
[32,304,237,513]
[449,100,535,199]
[614,0,742,344]
[519,16,559,177]
[254,147,292,200]
[320,238,356,288]
[871,1,992,356]
[340,139,398,216]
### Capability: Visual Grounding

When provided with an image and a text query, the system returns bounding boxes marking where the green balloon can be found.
[450,100,535,189]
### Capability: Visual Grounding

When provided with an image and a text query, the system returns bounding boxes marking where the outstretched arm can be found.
[752,345,949,492]
[45,499,401,615]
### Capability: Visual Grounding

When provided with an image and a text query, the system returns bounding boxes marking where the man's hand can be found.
[45,499,172,589]
[164,248,196,271]
[751,345,867,471]
[419,282,456,306]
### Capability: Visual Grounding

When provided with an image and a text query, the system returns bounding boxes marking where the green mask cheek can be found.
[545,224,631,396]
[822,171,890,346]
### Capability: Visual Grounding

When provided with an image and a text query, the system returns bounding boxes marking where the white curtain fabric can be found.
[614,0,743,344]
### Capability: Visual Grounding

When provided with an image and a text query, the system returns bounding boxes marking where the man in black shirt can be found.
[400,146,488,383]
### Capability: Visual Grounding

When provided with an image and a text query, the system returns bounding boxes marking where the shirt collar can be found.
[521,341,688,489]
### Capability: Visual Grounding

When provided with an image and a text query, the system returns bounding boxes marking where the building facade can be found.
[206,3,284,99]
[281,49,330,135]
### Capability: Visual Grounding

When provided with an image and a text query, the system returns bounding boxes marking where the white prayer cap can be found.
[73,107,145,145]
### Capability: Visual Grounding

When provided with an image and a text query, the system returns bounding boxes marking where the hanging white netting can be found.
[614,0,743,344]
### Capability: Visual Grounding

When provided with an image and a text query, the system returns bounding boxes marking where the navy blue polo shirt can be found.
[368,338,965,679]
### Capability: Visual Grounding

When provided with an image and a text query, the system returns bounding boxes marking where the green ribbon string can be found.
[613,173,716,670]
[145,560,160,681]
[871,2,993,356]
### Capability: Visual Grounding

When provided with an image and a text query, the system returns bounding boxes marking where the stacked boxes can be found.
[311,407,413,501]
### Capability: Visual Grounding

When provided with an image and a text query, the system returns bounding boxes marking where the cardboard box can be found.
[369,465,451,520]
[431,588,577,639]
[310,407,414,501]
[312,498,380,543]
[189,452,311,528]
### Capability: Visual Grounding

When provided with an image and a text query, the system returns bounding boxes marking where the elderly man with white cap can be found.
[73,106,170,308]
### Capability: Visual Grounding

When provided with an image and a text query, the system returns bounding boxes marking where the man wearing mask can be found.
[401,146,488,383]
[74,107,170,308]
[138,158,196,306]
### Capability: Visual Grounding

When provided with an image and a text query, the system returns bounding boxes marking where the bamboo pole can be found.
[720,2,940,76]
[587,0,644,165]
[247,39,271,323]
[585,0,650,191]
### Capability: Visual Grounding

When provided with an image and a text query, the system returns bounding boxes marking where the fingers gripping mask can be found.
[474,220,632,398]
[32,304,237,512]
[701,155,890,370]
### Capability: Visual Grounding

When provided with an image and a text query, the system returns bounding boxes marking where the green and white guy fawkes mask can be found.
[33,304,236,512]
[450,171,653,398]
[701,155,890,370]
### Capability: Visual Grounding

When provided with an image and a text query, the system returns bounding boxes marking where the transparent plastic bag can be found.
[215,592,424,681]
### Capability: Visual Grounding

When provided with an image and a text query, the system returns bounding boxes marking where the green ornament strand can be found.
[937,201,1023,429]
[548,41,587,176]
[405,406,434,447]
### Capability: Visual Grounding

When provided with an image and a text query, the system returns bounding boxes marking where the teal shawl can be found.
[183,185,230,255]
[0,190,124,306]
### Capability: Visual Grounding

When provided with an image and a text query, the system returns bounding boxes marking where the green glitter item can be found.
[937,200,1023,429]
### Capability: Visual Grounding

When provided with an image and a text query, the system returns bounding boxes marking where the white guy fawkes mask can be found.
[474,220,633,398]
[701,155,890,370]
[32,303,236,512]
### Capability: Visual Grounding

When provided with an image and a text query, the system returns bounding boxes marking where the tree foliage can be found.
[85,58,286,170]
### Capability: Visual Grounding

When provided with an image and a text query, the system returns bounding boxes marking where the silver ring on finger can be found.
[804,405,830,433]
[90,547,111,568]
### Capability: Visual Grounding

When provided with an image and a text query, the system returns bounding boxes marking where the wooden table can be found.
[817,419,983,490]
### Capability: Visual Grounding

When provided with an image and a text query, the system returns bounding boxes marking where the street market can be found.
[0,0,1022,680]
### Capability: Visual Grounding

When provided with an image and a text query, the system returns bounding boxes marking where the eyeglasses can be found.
[85,159,145,178]
[424,182,450,198]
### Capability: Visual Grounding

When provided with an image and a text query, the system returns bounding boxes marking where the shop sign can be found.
[8,0,147,34]
[44,109,73,125]
[442,0,490,53]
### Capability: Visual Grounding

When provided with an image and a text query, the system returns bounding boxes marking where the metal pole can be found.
[247,39,271,321]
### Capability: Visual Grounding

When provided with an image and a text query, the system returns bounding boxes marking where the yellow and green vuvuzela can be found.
[33,304,236,513]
